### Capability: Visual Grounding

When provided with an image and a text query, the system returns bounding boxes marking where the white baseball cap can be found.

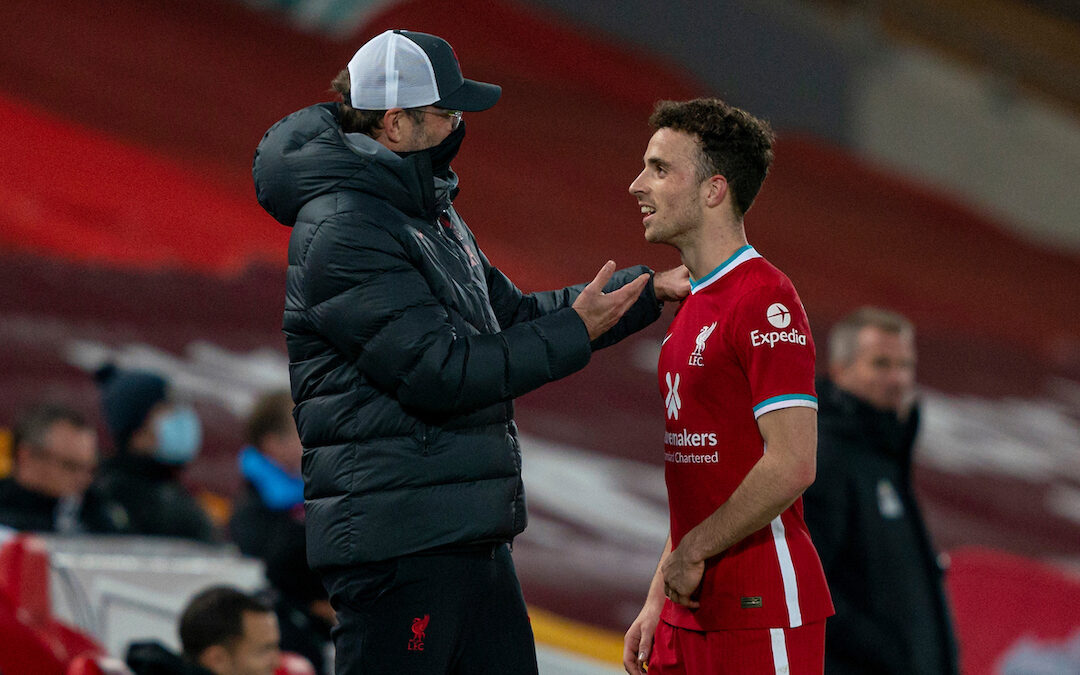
[347,30,501,112]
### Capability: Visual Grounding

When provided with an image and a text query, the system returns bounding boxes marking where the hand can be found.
[652,265,691,303]
[623,599,663,675]
[572,261,651,341]
[660,542,704,609]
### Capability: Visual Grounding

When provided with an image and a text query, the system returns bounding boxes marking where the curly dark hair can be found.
[649,98,775,218]
[331,68,425,135]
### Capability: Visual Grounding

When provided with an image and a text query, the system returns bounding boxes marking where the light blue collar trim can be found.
[689,245,761,294]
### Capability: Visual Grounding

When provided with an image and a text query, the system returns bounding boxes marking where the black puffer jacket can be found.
[91,454,215,542]
[253,103,662,569]
[803,379,959,675]
[0,478,125,533]
[126,642,214,675]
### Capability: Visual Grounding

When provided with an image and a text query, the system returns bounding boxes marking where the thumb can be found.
[638,645,651,670]
[637,625,655,668]
[584,260,617,294]
[611,273,651,308]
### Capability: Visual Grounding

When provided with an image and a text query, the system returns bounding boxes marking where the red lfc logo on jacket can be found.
[408,614,430,651]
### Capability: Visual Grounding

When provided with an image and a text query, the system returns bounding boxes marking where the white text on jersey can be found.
[750,327,807,348]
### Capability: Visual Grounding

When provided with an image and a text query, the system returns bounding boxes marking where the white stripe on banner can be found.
[770,628,790,675]
[769,515,803,627]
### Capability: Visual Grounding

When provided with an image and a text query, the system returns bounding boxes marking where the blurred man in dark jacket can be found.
[92,365,215,542]
[230,390,331,673]
[252,29,688,674]
[127,586,281,675]
[803,307,959,674]
[0,403,124,533]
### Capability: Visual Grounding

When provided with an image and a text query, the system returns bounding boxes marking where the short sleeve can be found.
[730,280,818,419]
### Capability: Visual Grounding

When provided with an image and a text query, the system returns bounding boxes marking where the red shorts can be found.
[648,619,825,675]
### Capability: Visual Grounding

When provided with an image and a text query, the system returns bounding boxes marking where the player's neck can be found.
[680,222,749,281]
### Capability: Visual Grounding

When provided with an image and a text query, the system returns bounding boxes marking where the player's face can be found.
[629,128,708,247]
[832,326,917,416]
[224,611,281,675]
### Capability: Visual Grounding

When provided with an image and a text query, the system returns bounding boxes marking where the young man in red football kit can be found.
[623,99,833,675]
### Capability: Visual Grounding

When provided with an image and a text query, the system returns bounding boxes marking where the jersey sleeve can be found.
[730,280,818,419]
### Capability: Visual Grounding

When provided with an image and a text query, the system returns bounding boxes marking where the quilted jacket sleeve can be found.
[302,215,592,414]
[480,249,664,351]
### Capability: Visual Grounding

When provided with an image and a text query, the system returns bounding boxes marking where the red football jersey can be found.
[658,245,833,631]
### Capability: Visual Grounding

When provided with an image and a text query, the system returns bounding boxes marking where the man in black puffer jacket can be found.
[802,308,959,675]
[252,29,689,674]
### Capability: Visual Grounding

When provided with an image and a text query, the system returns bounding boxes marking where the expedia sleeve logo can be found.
[766,303,790,328]
[751,302,807,348]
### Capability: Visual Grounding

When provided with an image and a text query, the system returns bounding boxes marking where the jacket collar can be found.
[0,477,58,510]
[818,378,920,465]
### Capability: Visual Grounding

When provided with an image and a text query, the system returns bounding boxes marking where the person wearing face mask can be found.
[252,29,690,674]
[802,308,959,675]
[90,364,216,542]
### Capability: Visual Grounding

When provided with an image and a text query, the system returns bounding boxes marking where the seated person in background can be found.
[230,391,304,558]
[126,585,282,675]
[92,364,215,542]
[0,403,125,533]
[230,391,333,674]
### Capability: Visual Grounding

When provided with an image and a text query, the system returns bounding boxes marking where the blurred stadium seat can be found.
[0,533,104,675]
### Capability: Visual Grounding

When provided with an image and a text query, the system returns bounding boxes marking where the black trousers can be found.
[322,543,539,674]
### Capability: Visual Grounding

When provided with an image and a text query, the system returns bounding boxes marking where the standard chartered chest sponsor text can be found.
[665,450,721,464]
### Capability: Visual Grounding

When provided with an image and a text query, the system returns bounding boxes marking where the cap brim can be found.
[434,78,501,112]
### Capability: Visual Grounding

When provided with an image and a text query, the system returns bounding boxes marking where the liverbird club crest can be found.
[689,322,717,367]
[408,614,430,651]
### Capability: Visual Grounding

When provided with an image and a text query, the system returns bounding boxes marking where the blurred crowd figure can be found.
[92,364,215,542]
[0,322,968,675]
[0,365,219,543]
[126,585,282,675]
[0,403,124,533]
[802,307,959,674]
[229,390,334,673]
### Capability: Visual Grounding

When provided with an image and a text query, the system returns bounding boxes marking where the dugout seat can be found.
[0,533,104,675]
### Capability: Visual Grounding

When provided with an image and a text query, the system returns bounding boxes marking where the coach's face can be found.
[402,106,458,151]
[832,326,917,417]
[629,128,708,247]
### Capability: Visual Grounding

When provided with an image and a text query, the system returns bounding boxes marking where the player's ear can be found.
[198,645,231,673]
[703,174,728,208]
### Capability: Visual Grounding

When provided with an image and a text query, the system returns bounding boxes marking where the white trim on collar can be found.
[689,245,761,294]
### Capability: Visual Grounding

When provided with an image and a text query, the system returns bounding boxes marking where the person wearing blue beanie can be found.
[90,364,215,542]
[96,364,168,453]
